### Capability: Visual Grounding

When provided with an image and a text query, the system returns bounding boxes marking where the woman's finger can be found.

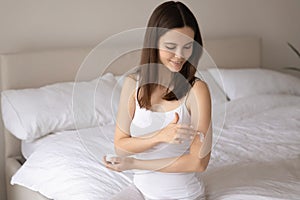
[107,164,119,172]
[103,160,121,172]
[176,128,197,138]
[171,137,182,144]
[111,157,122,164]
[177,124,192,129]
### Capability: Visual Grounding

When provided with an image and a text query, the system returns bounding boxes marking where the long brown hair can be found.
[138,1,203,109]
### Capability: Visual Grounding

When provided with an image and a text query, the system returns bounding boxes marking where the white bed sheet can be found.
[200,94,300,199]
[210,94,300,168]
[13,94,300,199]
[13,125,132,199]
[202,157,300,200]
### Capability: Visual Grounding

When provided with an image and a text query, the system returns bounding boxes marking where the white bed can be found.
[1,37,300,200]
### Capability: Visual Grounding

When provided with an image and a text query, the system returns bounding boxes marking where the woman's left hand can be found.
[103,155,135,172]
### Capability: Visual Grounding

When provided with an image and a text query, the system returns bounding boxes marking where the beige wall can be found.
[0,0,299,68]
[0,0,299,199]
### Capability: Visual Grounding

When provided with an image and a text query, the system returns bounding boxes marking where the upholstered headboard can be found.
[0,37,261,199]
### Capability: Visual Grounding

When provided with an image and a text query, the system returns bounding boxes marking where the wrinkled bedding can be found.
[13,94,300,199]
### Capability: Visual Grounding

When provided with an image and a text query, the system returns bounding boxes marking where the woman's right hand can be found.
[157,113,199,144]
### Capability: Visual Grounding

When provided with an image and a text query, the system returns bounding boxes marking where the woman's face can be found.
[158,26,195,72]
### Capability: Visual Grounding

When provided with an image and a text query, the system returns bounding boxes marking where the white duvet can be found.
[210,94,300,168]
[13,125,133,199]
[201,94,300,200]
[12,94,300,200]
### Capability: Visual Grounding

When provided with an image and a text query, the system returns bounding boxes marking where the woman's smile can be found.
[169,59,184,71]
[158,26,195,72]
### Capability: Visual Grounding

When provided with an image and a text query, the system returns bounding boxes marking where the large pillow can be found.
[1,73,121,141]
[208,68,300,100]
[12,125,132,199]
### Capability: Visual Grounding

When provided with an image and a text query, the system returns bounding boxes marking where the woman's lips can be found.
[170,60,184,70]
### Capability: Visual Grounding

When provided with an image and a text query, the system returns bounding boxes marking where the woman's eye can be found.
[184,44,193,49]
[165,45,176,50]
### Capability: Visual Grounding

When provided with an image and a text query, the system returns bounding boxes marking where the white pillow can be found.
[115,75,125,87]
[1,73,121,141]
[208,68,300,100]
[12,125,132,199]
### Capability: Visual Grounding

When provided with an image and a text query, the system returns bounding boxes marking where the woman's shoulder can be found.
[122,74,138,89]
[126,73,138,81]
[123,73,138,86]
[192,78,209,91]
[187,78,211,102]
[185,78,211,114]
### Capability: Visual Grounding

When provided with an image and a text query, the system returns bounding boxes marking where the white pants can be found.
[110,184,206,200]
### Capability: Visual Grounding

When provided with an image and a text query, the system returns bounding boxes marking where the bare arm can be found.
[133,80,212,172]
[114,76,197,157]
[114,76,161,156]
[106,80,212,173]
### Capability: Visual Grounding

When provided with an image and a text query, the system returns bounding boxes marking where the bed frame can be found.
[0,37,261,200]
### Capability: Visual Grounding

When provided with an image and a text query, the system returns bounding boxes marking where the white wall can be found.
[0,0,299,68]
[195,0,300,70]
[0,0,299,199]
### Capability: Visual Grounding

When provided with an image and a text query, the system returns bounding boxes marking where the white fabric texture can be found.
[110,184,145,200]
[1,73,121,141]
[12,94,300,200]
[12,125,133,200]
[208,68,300,100]
[130,90,204,200]
[200,94,300,199]
[209,94,300,168]
[202,157,300,200]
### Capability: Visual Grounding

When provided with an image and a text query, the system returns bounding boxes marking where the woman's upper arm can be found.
[188,80,212,159]
[114,76,136,142]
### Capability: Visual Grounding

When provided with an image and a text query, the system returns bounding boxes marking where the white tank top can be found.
[130,82,205,200]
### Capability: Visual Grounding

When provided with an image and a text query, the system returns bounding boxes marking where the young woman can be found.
[104,1,212,199]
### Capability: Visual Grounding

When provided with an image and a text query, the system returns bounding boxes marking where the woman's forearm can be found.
[132,153,209,173]
[106,135,211,173]
[115,131,161,156]
[132,133,211,173]
[115,112,193,157]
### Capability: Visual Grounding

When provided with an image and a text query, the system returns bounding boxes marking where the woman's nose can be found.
[174,48,184,59]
